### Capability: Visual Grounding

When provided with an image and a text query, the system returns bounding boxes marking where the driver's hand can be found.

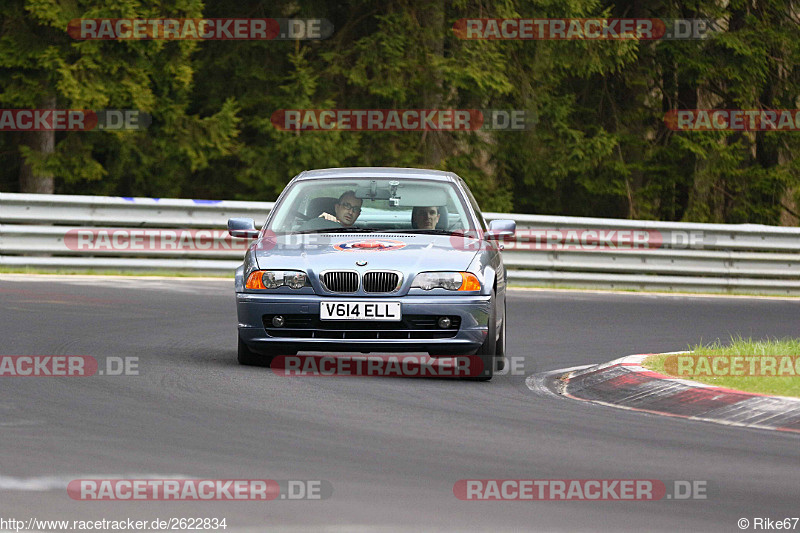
[319,212,337,222]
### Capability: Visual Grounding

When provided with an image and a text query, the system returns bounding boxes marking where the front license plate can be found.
[320,301,402,321]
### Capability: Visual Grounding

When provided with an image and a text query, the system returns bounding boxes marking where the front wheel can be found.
[467,290,497,381]
[238,336,275,367]
[495,299,507,371]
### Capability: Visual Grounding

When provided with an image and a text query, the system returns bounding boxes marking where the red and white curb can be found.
[552,353,800,434]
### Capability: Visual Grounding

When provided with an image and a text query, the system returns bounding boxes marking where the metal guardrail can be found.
[0,193,272,227]
[1,192,799,294]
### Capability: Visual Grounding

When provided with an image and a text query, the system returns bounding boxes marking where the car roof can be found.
[294,167,459,182]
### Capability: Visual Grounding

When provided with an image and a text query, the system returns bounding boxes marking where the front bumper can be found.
[237,293,491,354]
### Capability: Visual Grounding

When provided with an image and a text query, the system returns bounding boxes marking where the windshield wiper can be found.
[398,229,475,237]
[291,227,385,234]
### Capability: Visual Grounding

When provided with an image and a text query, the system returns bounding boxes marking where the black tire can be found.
[238,336,274,367]
[495,298,507,372]
[466,289,497,381]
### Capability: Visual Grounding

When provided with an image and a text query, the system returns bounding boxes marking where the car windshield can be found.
[266,178,475,234]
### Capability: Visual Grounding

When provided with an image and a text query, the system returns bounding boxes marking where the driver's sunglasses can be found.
[338,202,362,213]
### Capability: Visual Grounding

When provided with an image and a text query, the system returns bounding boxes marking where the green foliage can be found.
[1,0,238,195]
[1,0,799,224]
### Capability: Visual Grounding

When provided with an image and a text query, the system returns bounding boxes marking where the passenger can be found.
[319,191,363,228]
[411,206,440,230]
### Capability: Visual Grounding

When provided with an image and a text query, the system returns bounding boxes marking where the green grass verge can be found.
[508,283,800,298]
[644,336,800,398]
[0,267,233,278]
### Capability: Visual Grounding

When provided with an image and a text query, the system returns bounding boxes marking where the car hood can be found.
[253,233,480,274]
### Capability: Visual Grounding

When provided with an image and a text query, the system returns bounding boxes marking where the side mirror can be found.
[228,218,259,238]
[486,219,516,240]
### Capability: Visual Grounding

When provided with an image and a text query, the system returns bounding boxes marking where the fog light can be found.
[272,315,285,327]
[438,317,451,329]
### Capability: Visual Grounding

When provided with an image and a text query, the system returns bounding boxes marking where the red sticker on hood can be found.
[333,239,407,252]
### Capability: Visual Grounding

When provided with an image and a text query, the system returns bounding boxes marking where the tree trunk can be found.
[780,187,799,226]
[421,2,444,167]
[19,94,56,194]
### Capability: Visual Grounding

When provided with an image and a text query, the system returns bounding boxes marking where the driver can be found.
[411,206,440,230]
[319,191,363,227]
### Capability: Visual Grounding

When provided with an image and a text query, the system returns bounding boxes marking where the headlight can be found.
[285,271,308,289]
[246,270,309,290]
[411,272,481,291]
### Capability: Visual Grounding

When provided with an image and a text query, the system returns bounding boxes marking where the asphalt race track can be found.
[1,276,798,532]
